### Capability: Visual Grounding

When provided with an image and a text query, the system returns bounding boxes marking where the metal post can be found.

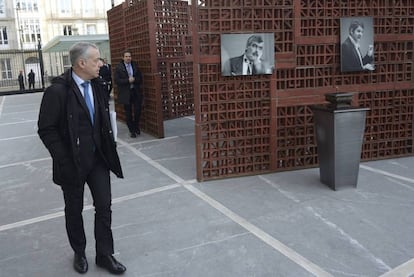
[37,40,45,90]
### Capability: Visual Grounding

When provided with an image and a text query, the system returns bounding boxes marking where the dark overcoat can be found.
[114,61,143,105]
[38,69,123,187]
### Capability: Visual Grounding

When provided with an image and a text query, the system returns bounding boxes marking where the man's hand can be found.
[363,63,375,71]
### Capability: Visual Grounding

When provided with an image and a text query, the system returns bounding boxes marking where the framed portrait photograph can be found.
[340,17,375,73]
[221,33,275,76]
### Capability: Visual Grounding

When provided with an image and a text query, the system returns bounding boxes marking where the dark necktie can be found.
[244,58,252,75]
[81,81,94,124]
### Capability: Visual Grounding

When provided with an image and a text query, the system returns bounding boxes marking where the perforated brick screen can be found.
[109,0,414,181]
[108,0,194,138]
[193,0,414,181]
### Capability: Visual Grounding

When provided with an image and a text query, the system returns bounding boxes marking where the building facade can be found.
[0,0,124,91]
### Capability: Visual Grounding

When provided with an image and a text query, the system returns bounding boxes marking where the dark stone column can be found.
[312,92,369,190]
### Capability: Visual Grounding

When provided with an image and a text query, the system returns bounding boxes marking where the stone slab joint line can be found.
[117,138,185,183]
[0,184,181,232]
[117,138,332,276]
[259,175,391,272]
[2,137,410,275]
[183,183,333,277]
[0,138,186,232]
[0,157,51,169]
[361,165,414,184]
[0,96,5,118]
[379,258,414,277]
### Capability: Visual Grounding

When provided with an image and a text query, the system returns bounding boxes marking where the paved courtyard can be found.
[0,92,413,276]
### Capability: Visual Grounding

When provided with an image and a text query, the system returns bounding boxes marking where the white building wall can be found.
[4,0,127,50]
[0,0,125,91]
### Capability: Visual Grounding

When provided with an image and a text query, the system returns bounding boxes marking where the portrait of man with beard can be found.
[221,34,274,76]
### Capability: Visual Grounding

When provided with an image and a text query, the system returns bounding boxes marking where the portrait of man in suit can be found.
[340,17,375,72]
[221,33,274,76]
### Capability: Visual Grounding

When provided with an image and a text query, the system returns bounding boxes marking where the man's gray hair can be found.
[69,42,98,65]
[246,35,264,48]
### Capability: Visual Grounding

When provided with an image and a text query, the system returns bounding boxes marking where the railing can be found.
[0,48,49,94]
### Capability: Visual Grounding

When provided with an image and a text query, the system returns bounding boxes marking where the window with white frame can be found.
[83,1,95,14]
[0,26,7,45]
[21,19,41,44]
[0,0,5,16]
[62,55,70,69]
[18,0,39,12]
[16,1,26,10]
[63,25,72,36]
[59,0,71,14]
[86,24,96,35]
[0,58,12,79]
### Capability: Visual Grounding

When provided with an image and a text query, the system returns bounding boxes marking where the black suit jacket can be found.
[99,64,112,83]
[114,61,143,105]
[341,37,374,72]
[38,69,123,187]
[222,55,244,76]
[222,54,272,76]
[28,72,35,83]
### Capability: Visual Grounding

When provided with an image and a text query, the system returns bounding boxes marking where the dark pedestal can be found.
[312,93,369,190]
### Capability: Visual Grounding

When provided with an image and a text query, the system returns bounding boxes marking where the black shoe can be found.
[96,255,126,275]
[136,128,141,135]
[130,132,137,138]
[73,253,88,274]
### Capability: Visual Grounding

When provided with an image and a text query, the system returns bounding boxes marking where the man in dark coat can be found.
[114,51,143,137]
[18,70,25,91]
[38,42,126,275]
[28,69,35,90]
[99,58,112,97]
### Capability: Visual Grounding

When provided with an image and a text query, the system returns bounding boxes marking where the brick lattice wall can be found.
[108,0,194,138]
[108,0,414,181]
[193,0,414,181]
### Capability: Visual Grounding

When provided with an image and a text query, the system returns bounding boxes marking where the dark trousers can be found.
[124,90,143,133]
[29,82,35,90]
[62,156,113,256]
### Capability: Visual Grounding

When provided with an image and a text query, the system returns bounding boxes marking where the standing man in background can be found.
[18,70,25,91]
[114,50,143,138]
[37,42,126,275]
[28,69,35,90]
[99,58,112,98]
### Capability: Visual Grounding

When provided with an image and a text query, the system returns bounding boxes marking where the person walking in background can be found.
[18,70,25,91]
[37,42,126,275]
[28,69,35,90]
[222,34,272,76]
[114,50,143,138]
[99,58,112,97]
[341,20,375,72]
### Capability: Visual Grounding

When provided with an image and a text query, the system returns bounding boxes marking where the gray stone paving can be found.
[0,92,413,277]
